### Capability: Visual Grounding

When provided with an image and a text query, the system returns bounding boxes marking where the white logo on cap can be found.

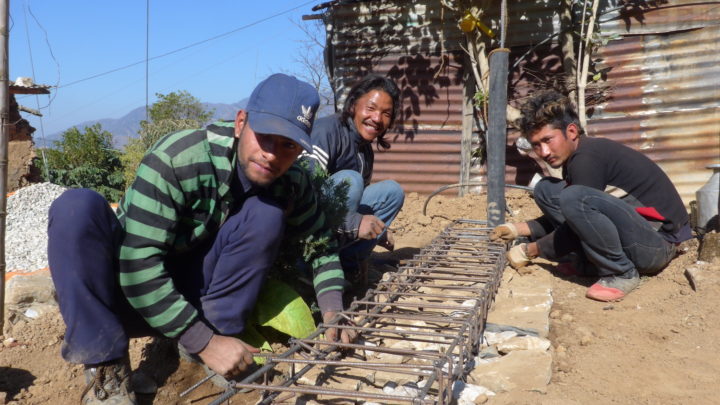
[297,105,314,128]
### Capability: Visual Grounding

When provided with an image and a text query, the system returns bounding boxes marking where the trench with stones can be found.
[184,219,507,404]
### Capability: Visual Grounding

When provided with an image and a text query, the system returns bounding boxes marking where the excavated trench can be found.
[188,219,506,404]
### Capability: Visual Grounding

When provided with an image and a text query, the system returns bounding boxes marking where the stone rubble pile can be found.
[6,182,67,273]
[4,182,67,321]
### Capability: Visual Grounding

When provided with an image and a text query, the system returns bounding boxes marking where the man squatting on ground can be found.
[301,75,405,282]
[491,90,691,302]
[47,74,355,404]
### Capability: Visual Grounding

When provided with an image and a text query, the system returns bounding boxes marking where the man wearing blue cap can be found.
[47,74,350,405]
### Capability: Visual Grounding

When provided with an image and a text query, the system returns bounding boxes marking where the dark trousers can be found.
[48,188,284,365]
[530,178,676,278]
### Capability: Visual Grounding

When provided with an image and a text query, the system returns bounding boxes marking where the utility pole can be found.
[0,0,10,334]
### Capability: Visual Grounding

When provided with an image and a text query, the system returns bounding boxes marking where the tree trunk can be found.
[559,0,577,107]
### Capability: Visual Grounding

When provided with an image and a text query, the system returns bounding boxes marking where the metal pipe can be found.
[486,48,510,227]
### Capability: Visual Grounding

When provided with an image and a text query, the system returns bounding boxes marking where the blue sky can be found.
[9,0,323,140]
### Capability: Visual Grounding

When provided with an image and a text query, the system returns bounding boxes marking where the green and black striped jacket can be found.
[116,121,344,338]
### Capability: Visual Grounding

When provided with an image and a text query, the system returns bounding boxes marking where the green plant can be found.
[35,124,125,201]
[269,161,350,310]
[122,91,213,187]
[472,89,487,109]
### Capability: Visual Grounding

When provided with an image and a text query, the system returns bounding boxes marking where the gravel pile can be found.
[6,182,68,272]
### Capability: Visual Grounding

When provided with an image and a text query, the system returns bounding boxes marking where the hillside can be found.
[44,100,247,148]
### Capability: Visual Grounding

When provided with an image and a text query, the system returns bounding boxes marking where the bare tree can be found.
[290,17,336,117]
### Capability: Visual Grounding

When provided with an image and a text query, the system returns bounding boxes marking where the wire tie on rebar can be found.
[338,312,358,326]
[292,338,325,356]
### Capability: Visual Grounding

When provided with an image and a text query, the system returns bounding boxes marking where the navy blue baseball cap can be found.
[246,73,319,151]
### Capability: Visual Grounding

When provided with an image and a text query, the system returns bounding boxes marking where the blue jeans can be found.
[327,170,404,274]
[531,178,676,278]
[48,188,284,364]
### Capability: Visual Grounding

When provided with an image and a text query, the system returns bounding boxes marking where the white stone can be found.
[452,380,495,405]
[24,308,39,319]
[5,271,56,306]
[468,350,552,393]
[496,336,551,354]
[382,382,420,397]
[483,331,517,345]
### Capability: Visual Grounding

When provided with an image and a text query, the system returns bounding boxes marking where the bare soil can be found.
[1,189,719,404]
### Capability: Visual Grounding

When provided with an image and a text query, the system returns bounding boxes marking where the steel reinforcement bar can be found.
[199,219,506,405]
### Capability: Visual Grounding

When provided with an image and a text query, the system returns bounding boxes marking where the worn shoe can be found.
[81,356,138,405]
[586,275,640,302]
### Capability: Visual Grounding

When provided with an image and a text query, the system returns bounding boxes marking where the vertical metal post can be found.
[0,0,9,334]
[486,48,509,227]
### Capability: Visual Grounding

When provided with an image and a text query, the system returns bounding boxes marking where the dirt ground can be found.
[1,189,719,404]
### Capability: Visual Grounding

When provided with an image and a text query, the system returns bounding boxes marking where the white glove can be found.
[491,223,519,242]
[507,243,532,269]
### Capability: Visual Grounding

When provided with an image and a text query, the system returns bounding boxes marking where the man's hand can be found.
[323,311,358,345]
[490,223,519,242]
[377,229,395,251]
[358,215,385,240]
[507,243,533,269]
[198,334,260,378]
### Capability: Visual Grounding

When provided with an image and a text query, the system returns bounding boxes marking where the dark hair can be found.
[518,90,584,137]
[341,74,400,150]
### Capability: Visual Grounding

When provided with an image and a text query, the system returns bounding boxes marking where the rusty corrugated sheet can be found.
[325,1,468,195]
[590,11,720,207]
[471,1,720,47]
[599,1,720,35]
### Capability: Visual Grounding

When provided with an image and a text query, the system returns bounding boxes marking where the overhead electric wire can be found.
[22,5,60,108]
[22,1,50,179]
[56,0,316,90]
[145,0,150,123]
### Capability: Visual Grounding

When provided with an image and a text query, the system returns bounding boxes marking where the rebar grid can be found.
[202,219,506,405]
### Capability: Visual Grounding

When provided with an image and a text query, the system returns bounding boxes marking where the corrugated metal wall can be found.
[322,0,720,205]
[324,1,468,194]
[591,21,720,206]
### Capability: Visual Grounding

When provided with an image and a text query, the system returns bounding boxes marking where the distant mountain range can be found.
[44,96,336,149]
[46,99,249,148]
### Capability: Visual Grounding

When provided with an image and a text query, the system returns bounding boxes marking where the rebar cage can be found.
[197,219,505,404]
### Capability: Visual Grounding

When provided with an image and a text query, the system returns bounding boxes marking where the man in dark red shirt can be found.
[492,90,691,301]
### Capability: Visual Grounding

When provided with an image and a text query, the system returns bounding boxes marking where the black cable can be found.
[422,182,533,217]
